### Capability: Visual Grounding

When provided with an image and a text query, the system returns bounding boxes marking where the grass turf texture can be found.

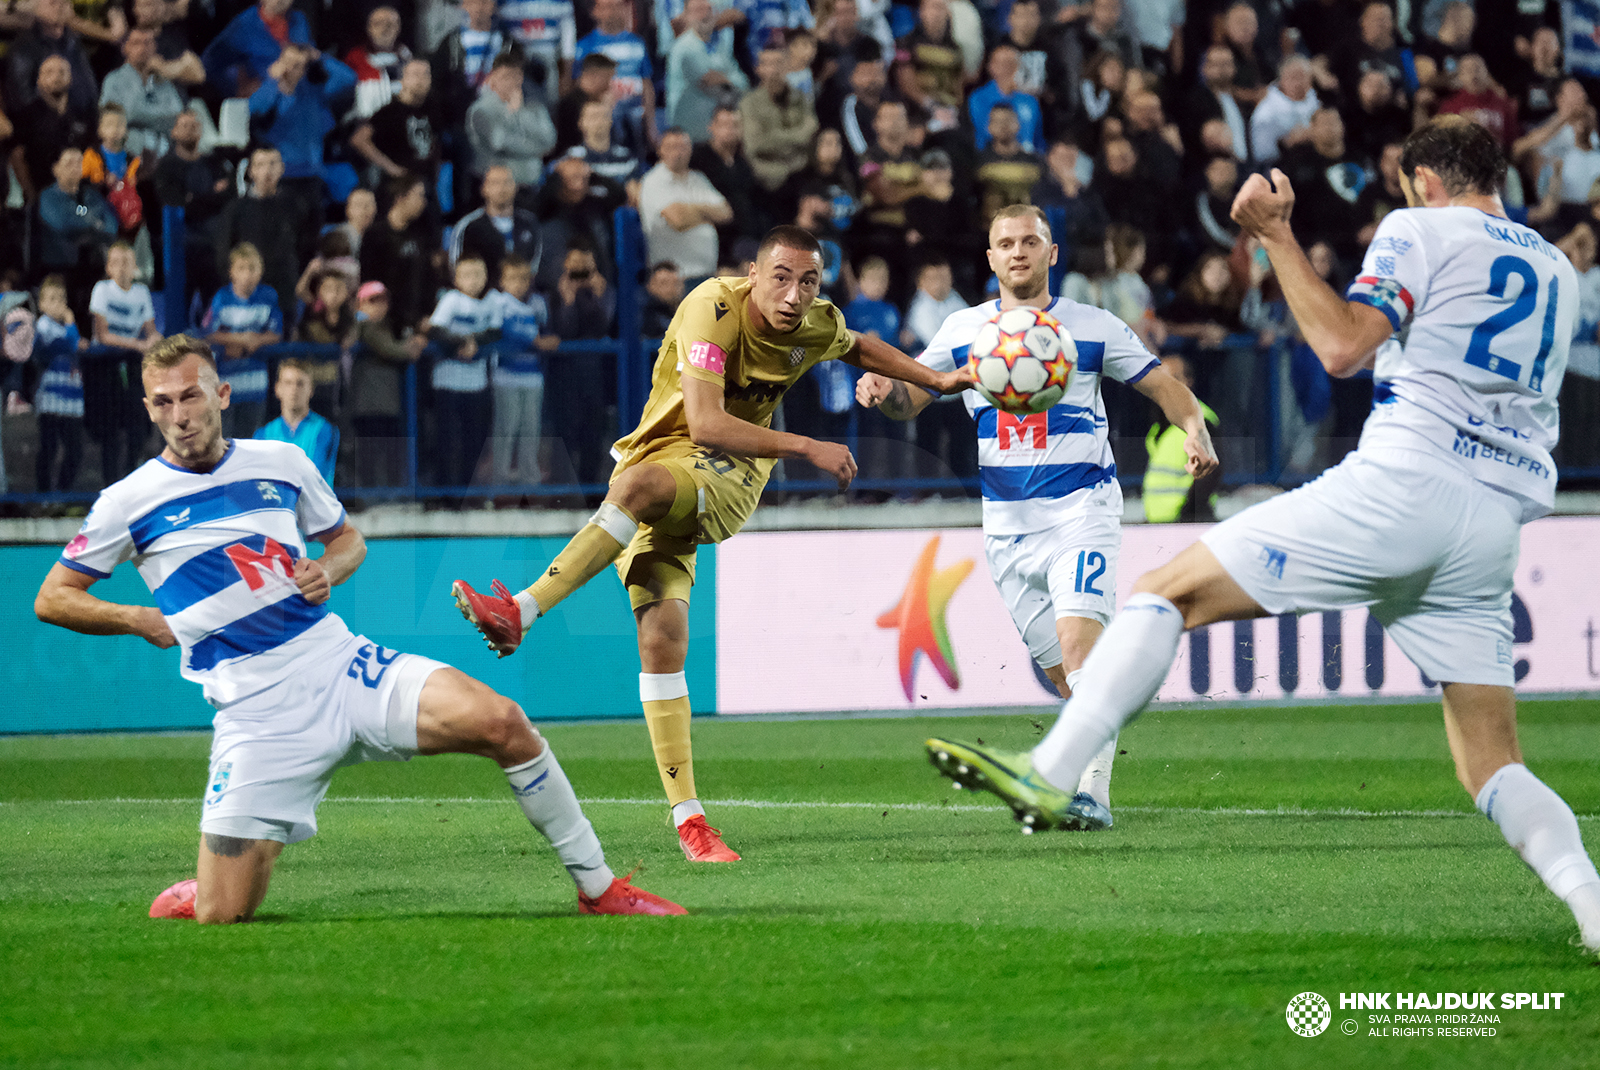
[3,699,1598,1069]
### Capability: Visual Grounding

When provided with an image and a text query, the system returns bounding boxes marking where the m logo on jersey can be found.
[996,411,1048,450]
[225,537,296,593]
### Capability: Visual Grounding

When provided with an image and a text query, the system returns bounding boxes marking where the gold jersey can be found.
[612,276,854,473]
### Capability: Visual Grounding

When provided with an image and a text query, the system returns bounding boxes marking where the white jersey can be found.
[59,439,354,707]
[1346,206,1575,521]
[916,297,1160,535]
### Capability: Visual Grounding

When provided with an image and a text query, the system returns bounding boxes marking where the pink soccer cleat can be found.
[452,578,524,657]
[149,878,197,920]
[677,815,741,862]
[578,874,687,916]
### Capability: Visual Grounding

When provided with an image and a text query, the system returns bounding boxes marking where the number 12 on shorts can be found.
[1074,550,1106,595]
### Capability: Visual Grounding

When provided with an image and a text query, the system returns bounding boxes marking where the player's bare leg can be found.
[1442,682,1600,951]
[190,835,284,924]
[416,667,685,914]
[636,599,739,861]
[1029,543,1265,794]
[452,463,689,656]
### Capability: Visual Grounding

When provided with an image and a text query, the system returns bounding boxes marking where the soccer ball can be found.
[966,307,1076,415]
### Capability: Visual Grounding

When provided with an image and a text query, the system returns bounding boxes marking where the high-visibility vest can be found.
[1143,401,1219,523]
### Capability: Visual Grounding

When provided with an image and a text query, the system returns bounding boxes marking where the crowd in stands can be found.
[1,0,1598,504]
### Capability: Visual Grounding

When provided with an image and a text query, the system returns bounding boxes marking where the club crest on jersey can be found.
[789,346,806,366]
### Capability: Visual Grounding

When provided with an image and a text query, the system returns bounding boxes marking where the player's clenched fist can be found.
[805,440,857,490]
[856,372,895,408]
[295,556,332,605]
[1230,168,1296,240]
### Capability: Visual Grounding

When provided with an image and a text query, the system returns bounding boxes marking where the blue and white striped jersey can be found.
[429,289,500,392]
[487,288,547,385]
[34,315,84,418]
[59,440,352,707]
[1347,207,1575,520]
[916,297,1159,535]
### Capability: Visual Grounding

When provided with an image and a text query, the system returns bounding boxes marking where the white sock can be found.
[505,747,614,898]
[1064,670,1117,807]
[1032,594,1183,793]
[514,590,540,629]
[672,799,705,827]
[1476,763,1600,943]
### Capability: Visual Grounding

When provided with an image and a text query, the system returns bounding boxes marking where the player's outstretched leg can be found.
[1446,683,1600,954]
[453,464,695,656]
[418,666,685,915]
[927,544,1259,829]
[636,600,739,861]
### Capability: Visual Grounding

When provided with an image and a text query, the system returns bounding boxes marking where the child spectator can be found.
[295,231,362,306]
[81,105,149,276]
[904,258,965,351]
[256,358,339,484]
[842,256,900,342]
[906,257,974,483]
[427,255,500,490]
[640,260,684,336]
[843,255,906,483]
[350,281,425,487]
[32,275,87,492]
[88,241,159,480]
[295,268,357,417]
[487,254,557,487]
[203,243,284,438]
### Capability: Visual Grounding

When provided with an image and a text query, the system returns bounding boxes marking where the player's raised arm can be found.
[1231,169,1395,377]
[35,564,175,648]
[841,329,974,397]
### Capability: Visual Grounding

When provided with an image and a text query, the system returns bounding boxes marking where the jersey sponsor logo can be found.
[687,340,727,374]
[64,533,88,558]
[225,537,296,593]
[724,378,785,404]
[995,411,1048,450]
[1370,236,1413,256]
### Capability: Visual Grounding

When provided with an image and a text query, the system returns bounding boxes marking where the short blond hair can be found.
[229,242,263,270]
[989,203,1050,241]
[142,334,217,377]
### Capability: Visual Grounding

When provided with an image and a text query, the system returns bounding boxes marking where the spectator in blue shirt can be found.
[575,0,657,150]
[249,45,357,239]
[843,254,907,483]
[257,358,339,483]
[968,42,1043,153]
[202,0,314,97]
[203,242,284,438]
[32,275,87,492]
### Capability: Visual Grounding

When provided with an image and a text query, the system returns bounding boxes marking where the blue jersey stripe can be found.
[186,595,328,672]
[1074,340,1106,373]
[129,479,302,553]
[152,536,303,616]
[974,407,1099,439]
[980,462,1115,501]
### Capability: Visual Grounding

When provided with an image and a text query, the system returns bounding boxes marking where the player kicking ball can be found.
[35,336,683,922]
[453,226,973,861]
[858,205,1217,832]
[925,118,1600,953]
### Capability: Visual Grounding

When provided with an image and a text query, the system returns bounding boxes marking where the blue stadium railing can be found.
[2,204,1593,507]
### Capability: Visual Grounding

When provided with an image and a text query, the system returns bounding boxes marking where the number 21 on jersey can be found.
[1464,255,1559,392]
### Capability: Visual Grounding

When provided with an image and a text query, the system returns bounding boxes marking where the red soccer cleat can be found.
[149,878,197,920]
[578,874,687,916]
[451,578,524,657]
[677,815,741,862]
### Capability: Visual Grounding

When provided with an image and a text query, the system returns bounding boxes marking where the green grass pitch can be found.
[4,699,1599,1069]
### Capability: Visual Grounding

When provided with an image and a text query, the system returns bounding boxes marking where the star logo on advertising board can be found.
[877,536,973,702]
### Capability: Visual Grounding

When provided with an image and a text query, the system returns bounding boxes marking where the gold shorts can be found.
[611,439,771,610]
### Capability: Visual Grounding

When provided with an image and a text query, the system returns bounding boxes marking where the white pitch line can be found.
[11,797,1597,820]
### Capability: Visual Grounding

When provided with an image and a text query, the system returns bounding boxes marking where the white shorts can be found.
[986,509,1121,669]
[1201,448,1521,688]
[200,633,450,844]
